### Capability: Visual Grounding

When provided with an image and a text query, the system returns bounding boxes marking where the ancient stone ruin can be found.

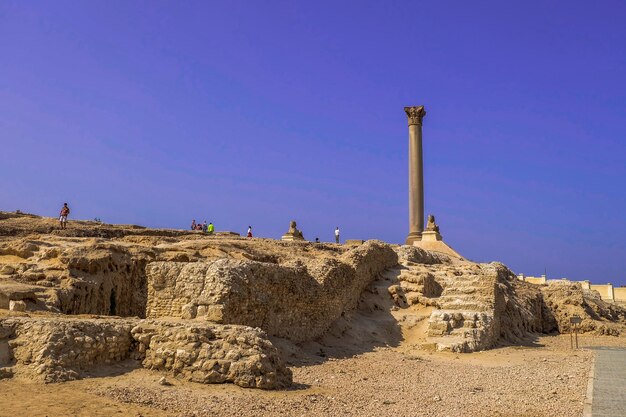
[1,212,625,390]
[280,220,305,241]
[0,213,399,388]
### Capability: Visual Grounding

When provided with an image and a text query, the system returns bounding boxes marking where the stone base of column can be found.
[412,238,465,260]
[421,230,442,242]
[281,233,305,242]
[405,232,422,245]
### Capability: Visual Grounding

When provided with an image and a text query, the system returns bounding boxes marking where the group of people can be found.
[58,203,339,243]
[189,223,338,242]
[189,221,253,237]
[190,219,215,234]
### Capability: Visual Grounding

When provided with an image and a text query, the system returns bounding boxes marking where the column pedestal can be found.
[421,230,442,242]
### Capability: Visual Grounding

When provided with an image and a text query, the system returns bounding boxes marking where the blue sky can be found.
[1,1,625,285]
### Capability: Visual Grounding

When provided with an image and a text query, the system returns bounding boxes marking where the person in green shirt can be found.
[208,222,214,234]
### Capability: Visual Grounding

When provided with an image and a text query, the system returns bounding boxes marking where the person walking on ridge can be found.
[247,226,253,238]
[208,222,214,234]
[202,221,208,233]
[335,226,340,244]
[59,203,70,229]
[190,219,197,230]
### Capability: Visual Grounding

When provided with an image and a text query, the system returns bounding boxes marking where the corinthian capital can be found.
[404,106,426,126]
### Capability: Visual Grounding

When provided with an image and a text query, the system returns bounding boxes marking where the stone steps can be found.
[391,246,503,353]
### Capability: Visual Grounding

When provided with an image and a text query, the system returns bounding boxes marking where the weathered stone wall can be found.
[54,243,153,317]
[493,263,545,342]
[0,316,292,389]
[132,321,291,389]
[0,317,136,382]
[0,239,154,317]
[146,241,398,342]
[0,234,356,319]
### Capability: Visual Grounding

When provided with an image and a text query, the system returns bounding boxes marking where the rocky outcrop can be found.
[0,230,363,319]
[0,317,136,382]
[132,321,291,389]
[0,316,292,389]
[540,281,626,335]
[495,267,545,342]
[146,241,398,342]
[390,245,626,352]
[0,238,155,316]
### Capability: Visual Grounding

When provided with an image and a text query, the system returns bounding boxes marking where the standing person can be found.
[202,221,208,233]
[208,222,214,234]
[191,219,197,230]
[59,203,70,229]
[335,226,340,244]
[247,226,253,238]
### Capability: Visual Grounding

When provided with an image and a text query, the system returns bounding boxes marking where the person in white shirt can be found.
[335,227,340,243]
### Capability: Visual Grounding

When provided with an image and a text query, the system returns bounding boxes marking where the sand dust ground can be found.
[3,334,623,417]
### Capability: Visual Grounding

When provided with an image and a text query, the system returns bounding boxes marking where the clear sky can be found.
[1,1,625,285]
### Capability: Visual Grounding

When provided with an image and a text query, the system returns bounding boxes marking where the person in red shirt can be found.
[59,203,70,229]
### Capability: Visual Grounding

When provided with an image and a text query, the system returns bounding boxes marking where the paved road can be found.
[589,347,626,417]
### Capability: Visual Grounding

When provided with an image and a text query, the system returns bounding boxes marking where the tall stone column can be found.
[405,106,426,245]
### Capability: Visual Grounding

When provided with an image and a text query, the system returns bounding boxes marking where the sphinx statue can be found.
[281,220,305,241]
[425,214,440,233]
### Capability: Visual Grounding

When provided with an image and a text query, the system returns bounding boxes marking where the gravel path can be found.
[87,336,593,417]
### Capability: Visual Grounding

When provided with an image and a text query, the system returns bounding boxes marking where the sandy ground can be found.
[3,334,623,417]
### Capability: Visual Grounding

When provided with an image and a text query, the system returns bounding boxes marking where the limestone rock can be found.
[0,317,136,382]
[158,376,172,386]
[393,253,548,352]
[0,316,292,389]
[131,321,292,389]
[540,281,626,335]
[146,241,397,342]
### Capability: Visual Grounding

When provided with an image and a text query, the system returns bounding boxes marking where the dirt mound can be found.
[540,281,626,335]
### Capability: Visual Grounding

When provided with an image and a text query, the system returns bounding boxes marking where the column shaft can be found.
[404,106,426,245]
